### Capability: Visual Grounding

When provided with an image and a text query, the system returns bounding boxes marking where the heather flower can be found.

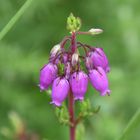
[70,71,88,100]
[89,67,110,96]
[51,77,70,106]
[39,14,111,107]
[39,63,57,91]
[89,48,110,73]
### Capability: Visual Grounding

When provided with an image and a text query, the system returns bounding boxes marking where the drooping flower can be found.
[39,63,57,91]
[51,77,70,106]
[89,67,110,96]
[70,71,88,100]
[89,48,110,73]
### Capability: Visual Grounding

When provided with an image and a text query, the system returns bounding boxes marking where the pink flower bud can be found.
[88,28,103,35]
[85,56,93,69]
[71,53,79,66]
[89,67,110,96]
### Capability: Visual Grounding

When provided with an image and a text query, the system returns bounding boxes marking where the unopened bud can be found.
[50,44,61,56]
[85,56,93,69]
[71,53,79,66]
[88,28,103,35]
[67,13,81,32]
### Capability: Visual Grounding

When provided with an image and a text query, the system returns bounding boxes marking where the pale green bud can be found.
[67,13,81,32]
[88,28,103,35]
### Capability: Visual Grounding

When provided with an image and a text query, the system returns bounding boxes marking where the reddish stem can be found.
[71,32,77,53]
[68,92,76,140]
[76,31,90,35]
[68,32,77,140]
[60,36,71,48]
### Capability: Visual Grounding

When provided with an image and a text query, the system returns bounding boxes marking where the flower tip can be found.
[106,66,110,73]
[50,101,62,107]
[88,28,103,35]
[38,84,43,91]
[74,96,84,101]
[100,89,111,96]
[38,84,48,91]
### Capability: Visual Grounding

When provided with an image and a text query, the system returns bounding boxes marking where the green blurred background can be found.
[0,0,140,140]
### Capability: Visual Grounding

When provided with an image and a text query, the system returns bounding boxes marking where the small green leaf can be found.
[76,123,85,140]
[58,62,65,76]
[55,103,69,125]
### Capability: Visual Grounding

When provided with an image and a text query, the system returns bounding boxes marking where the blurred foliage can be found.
[0,0,140,140]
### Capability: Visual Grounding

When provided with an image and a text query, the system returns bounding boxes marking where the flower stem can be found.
[68,92,76,140]
[71,32,77,53]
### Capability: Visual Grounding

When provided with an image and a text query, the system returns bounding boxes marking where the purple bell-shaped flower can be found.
[70,71,88,101]
[89,67,110,96]
[51,77,70,106]
[89,48,110,73]
[39,63,57,91]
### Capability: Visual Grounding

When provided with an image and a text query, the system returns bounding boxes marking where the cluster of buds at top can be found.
[39,14,111,106]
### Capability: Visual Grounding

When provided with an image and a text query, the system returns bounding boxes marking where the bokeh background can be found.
[0,0,140,140]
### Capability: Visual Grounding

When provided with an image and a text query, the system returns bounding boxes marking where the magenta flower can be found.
[51,77,70,106]
[89,48,110,73]
[70,71,88,100]
[39,63,57,91]
[89,67,110,96]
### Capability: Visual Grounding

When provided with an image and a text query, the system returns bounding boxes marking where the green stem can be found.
[117,108,140,140]
[0,0,33,41]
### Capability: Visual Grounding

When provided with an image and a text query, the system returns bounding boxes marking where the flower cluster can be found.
[39,14,110,107]
[39,29,111,106]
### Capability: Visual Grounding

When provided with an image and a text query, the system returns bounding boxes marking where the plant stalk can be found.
[68,92,76,140]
